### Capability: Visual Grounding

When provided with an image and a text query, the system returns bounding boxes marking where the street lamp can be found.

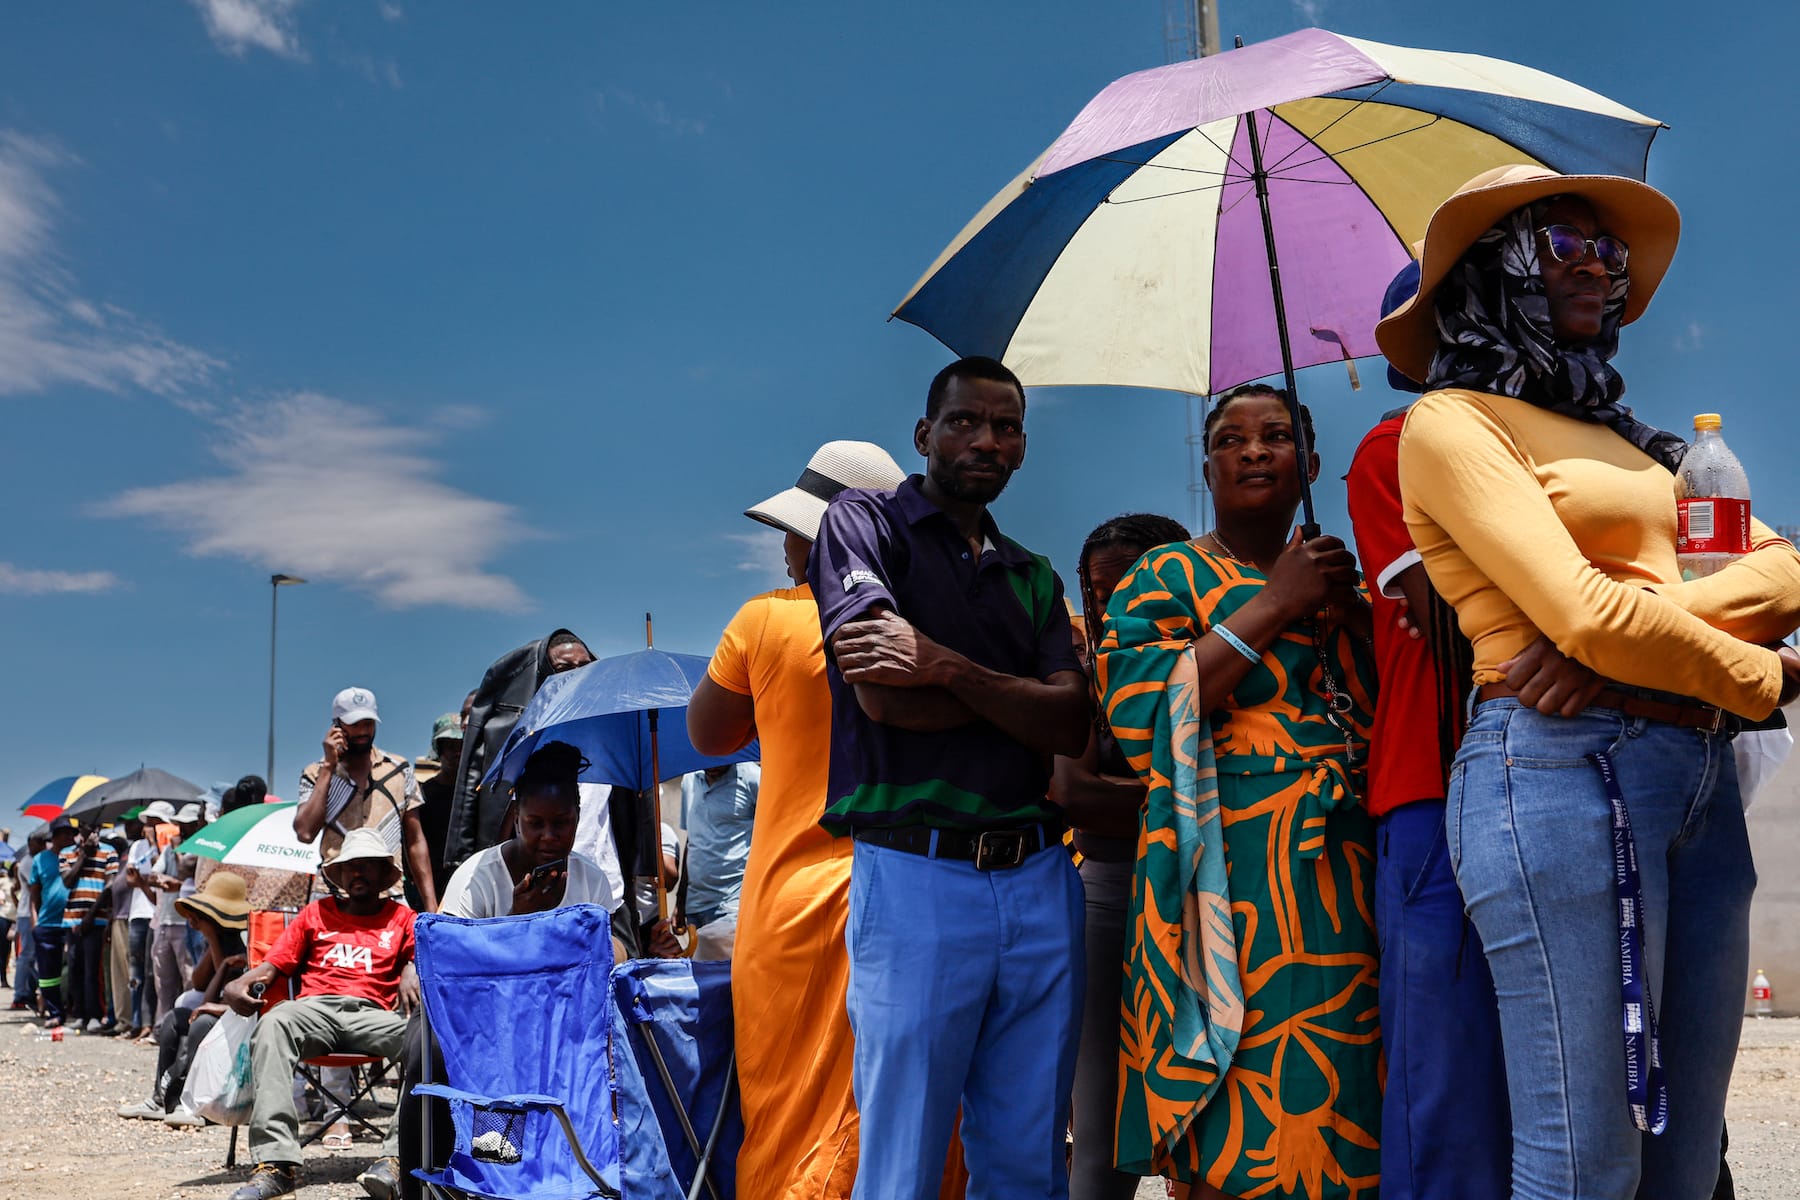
[267,574,307,785]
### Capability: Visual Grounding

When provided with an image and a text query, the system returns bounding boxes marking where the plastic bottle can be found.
[1675,413,1752,580]
[1753,969,1773,1018]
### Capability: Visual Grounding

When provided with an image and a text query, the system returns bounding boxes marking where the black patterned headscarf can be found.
[1425,199,1686,470]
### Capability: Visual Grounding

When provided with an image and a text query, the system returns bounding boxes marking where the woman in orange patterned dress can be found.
[1095,385,1381,1200]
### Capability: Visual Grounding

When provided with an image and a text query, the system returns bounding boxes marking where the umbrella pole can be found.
[650,705,668,922]
[1236,40,1319,538]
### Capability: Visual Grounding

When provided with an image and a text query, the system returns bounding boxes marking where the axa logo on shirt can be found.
[842,569,882,592]
[320,943,376,972]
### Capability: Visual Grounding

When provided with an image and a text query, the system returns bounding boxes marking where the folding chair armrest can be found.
[411,1083,563,1109]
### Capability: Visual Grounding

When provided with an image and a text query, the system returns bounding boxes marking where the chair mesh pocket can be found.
[469,1104,527,1164]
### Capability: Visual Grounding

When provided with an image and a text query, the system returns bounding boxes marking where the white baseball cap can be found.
[746,441,906,542]
[332,686,380,725]
[173,803,206,825]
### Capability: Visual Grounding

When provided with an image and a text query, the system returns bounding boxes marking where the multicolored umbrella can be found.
[22,803,67,824]
[179,801,318,874]
[892,27,1663,525]
[18,774,109,815]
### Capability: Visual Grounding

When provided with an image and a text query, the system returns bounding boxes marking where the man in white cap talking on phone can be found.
[296,687,438,913]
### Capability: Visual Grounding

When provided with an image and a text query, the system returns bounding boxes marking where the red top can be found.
[264,897,415,1007]
[1346,413,1450,818]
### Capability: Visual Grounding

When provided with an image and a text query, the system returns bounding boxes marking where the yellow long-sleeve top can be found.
[1398,388,1800,719]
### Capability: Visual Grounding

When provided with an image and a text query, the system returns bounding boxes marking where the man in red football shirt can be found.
[221,829,420,1200]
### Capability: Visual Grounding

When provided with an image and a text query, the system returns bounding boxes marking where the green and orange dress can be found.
[1095,541,1381,1199]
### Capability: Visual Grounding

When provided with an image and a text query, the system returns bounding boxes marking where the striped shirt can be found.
[59,843,119,928]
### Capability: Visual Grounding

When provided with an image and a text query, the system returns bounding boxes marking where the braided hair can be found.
[1077,513,1193,737]
[1203,384,1315,454]
[1424,591,1476,789]
[513,740,589,804]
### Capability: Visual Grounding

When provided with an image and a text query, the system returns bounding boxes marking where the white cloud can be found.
[598,89,708,138]
[1292,0,1326,22]
[0,132,220,398]
[1674,322,1704,352]
[99,393,532,611]
[190,0,305,59]
[725,528,791,587]
[377,2,403,20]
[0,562,119,595]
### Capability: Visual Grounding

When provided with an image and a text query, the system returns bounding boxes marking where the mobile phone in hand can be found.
[528,858,567,887]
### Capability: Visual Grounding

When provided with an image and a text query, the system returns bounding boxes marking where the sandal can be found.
[322,1127,353,1151]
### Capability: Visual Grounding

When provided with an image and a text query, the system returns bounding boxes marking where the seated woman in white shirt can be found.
[402,741,623,1195]
[438,741,618,920]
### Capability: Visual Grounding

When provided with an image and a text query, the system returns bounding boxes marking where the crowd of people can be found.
[9,164,1799,1200]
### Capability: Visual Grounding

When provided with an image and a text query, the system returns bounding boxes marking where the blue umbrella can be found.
[486,647,759,792]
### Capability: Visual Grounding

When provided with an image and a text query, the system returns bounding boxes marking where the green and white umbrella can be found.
[179,802,319,874]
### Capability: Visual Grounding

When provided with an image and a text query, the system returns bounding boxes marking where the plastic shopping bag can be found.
[1735,726,1794,810]
[181,1010,259,1126]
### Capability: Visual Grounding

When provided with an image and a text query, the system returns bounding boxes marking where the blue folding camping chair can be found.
[412,904,621,1200]
[611,959,742,1200]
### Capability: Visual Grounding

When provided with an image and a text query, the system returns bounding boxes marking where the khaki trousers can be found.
[248,994,406,1165]
[107,920,131,1025]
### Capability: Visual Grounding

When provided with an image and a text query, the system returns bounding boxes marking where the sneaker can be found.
[228,1164,299,1199]
[164,1105,208,1128]
[6,1001,27,1011]
[356,1156,401,1200]
[117,1099,165,1120]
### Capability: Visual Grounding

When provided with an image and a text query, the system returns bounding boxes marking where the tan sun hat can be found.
[320,827,403,892]
[745,440,907,541]
[1375,164,1681,384]
[175,871,251,930]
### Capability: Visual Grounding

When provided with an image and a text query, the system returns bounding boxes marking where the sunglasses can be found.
[1537,224,1629,275]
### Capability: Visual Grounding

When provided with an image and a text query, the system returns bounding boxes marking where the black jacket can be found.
[443,631,655,949]
[445,629,571,867]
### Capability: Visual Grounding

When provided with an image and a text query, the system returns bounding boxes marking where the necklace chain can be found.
[1209,528,1244,564]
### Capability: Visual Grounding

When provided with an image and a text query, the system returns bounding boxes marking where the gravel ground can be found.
[1,1006,1794,1199]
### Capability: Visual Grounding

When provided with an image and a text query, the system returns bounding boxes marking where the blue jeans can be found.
[846,838,1084,1200]
[1376,800,1510,1200]
[1069,856,1139,1200]
[1449,700,1752,1200]
[128,917,153,1027]
[13,915,36,1004]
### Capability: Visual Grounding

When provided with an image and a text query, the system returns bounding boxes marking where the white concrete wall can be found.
[1746,701,1800,1016]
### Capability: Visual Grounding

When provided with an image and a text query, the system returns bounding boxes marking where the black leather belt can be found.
[852,823,1059,871]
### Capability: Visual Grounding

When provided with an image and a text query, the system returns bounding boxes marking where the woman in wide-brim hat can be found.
[120,872,252,1122]
[1384,164,1800,1198]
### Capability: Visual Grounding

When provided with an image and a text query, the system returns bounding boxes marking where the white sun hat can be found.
[745,440,907,542]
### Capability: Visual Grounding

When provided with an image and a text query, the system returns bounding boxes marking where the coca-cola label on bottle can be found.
[1754,983,1773,1000]
[1677,497,1751,555]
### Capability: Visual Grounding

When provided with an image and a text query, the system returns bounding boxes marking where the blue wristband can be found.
[1211,622,1261,664]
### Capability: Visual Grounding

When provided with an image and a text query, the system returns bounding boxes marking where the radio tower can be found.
[1171,1,1222,531]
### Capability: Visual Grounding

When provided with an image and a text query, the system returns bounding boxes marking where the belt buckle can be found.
[974,830,1028,871]
[1702,705,1725,735]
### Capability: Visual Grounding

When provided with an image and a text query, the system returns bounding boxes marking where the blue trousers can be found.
[847,838,1084,1200]
[12,915,36,1004]
[1451,701,1751,1200]
[1376,800,1510,1200]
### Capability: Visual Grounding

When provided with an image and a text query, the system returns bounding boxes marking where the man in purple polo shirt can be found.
[809,355,1090,1200]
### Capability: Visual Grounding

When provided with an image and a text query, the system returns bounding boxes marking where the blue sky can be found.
[3,0,1796,807]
